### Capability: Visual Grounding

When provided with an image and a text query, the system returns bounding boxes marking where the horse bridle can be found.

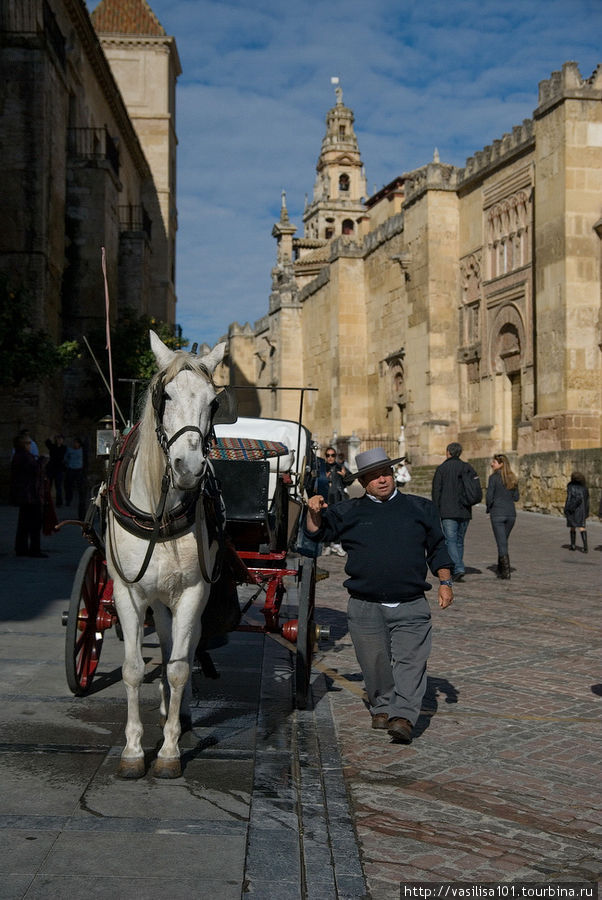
[151,363,219,480]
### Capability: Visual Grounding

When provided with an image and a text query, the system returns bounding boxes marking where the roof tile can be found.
[91,0,166,36]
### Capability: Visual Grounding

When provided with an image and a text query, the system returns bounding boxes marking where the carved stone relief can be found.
[487,190,531,279]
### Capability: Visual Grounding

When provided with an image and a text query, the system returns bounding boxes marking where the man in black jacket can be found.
[431,442,480,582]
[305,448,453,744]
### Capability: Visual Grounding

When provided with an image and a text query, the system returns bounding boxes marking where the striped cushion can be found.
[209,437,289,461]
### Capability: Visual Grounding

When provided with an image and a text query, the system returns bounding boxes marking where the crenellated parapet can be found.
[535,61,602,117]
[459,120,534,186]
[227,321,255,337]
[404,162,459,207]
[362,212,404,257]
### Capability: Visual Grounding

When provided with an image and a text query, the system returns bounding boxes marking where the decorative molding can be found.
[460,251,482,303]
[482,162,533,209]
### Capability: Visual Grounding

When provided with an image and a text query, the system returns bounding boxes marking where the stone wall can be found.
[472,449,602,518]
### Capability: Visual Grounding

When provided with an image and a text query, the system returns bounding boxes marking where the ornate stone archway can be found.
[489,304,526,450]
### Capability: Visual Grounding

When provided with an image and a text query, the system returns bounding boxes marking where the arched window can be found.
[339,173,350,193]
[342,219,354,234]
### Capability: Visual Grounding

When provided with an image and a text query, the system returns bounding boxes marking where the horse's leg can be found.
[116,594,147,779]
[153,588,205,779]
[151,602,173,726]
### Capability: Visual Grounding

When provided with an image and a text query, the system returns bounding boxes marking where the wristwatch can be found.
[439,579,453,587]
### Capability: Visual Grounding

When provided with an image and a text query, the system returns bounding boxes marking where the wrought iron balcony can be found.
[67,127,120,177]
[118,205,152,240]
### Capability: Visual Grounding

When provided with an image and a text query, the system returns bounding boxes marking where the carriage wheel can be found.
[65,547,108,695]
[295,558,316,709]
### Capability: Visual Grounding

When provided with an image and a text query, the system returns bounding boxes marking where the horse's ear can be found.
[201,341,227,374]
[149,330,175,369]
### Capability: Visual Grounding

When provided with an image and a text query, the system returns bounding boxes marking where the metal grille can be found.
[358,436,400,457]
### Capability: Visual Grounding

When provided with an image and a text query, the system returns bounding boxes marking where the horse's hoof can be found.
[153,757,182,779]
[117,757,146,779]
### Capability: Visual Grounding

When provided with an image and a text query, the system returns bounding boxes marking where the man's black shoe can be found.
[453,573,465,582]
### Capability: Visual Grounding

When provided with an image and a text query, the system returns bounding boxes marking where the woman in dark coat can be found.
[564,472,589,553]
[9,435,46,557]
[486,453,519,579]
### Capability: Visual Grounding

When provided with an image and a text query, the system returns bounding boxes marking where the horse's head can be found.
[149,331,226,491]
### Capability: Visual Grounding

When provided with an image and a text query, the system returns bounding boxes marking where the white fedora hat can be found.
[352,447,405,479]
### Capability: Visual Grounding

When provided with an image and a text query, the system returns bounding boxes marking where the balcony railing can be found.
[118,204,152,240]
[67,127,120,177]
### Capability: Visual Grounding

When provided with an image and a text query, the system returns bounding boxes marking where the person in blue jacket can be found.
[305,447,453,745]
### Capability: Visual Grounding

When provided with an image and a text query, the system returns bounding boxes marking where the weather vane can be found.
[331,76,343,105]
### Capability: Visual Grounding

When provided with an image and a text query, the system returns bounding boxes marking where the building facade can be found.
[0,0,178,469]
[224,64,602,513]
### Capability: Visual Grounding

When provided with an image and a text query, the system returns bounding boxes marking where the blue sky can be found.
[101,0,602,346]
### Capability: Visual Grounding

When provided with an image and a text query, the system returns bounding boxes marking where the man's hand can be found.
[437,568,453,609]
[306,494,328,532]
[438,585,453,609]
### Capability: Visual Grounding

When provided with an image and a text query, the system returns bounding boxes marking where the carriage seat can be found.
[209,439,290,552]
[211,418,310,553]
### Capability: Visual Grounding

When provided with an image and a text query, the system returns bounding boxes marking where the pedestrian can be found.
[564,472,589,553]
[12,428,39,459]
[9,434,47,557]
[305,447,453,744]
[394,458,412,488]
[316,446,347,557]
[431,442,482,582]
[45,434,66,506]
[64,437,86,519]
[486,454,519,579]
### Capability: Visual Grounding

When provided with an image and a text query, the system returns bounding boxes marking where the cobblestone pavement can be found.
[310,504,602,898]
[1,499,600,899]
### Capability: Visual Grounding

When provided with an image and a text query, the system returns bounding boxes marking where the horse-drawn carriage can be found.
[61,333,329,778]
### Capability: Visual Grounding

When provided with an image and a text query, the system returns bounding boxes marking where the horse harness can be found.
[106,365,225,585]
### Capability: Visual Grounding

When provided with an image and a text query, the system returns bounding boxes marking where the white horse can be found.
[106,331,225,778]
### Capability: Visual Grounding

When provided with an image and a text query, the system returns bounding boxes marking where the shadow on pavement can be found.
[414,675,460,739]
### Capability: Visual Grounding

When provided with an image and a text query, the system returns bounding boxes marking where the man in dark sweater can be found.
[305,447,453,744]
[431,442,480,582]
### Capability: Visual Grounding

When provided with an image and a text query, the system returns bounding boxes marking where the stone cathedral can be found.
[224,66,602,512]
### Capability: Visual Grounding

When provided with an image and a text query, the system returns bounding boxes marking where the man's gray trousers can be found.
[347,595,432,725]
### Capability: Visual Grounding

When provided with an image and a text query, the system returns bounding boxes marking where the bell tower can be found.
[303,79,367,241]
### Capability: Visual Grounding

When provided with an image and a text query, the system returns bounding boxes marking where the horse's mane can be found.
[137,351,214,506]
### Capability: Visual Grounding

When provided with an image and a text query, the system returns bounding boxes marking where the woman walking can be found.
[486,453,519,579]
[564,472,589,553]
